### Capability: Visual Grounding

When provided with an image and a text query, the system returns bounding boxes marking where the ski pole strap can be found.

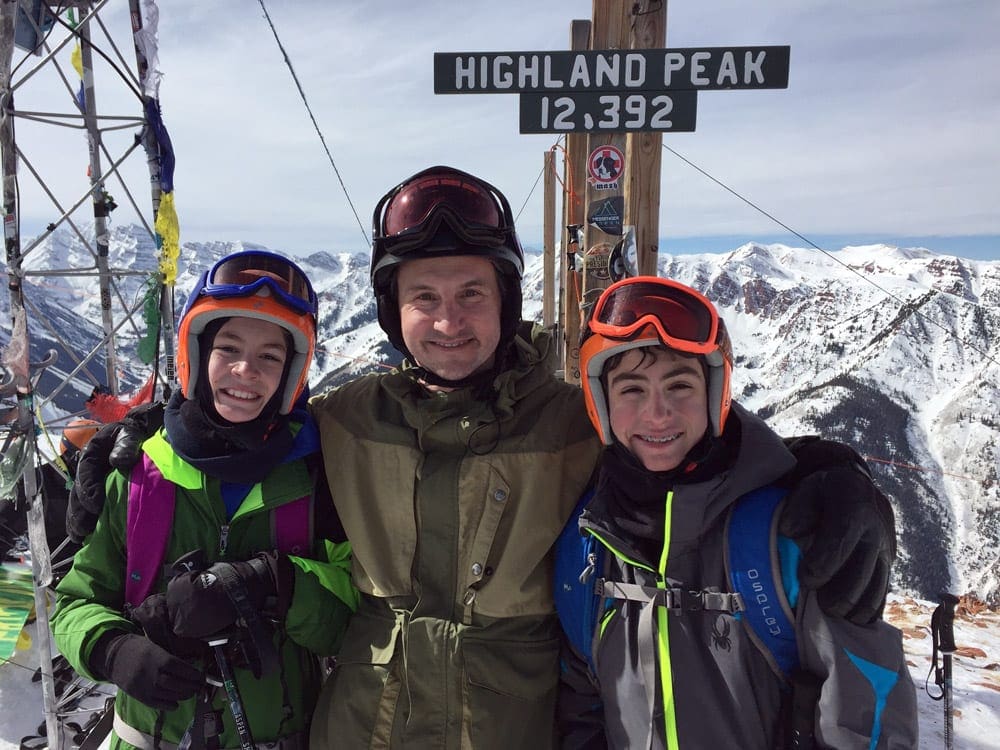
[177,684,224,750]
[210,560,280,679]
[595,579,745,614]
[936,592,959,654]
[927,591,960,698]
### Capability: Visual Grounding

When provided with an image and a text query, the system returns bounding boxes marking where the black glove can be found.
[166,552,294,640]
[779,442,896,625]
[89,631,204,710]
[65,402,165,543]
[130,593,211,661]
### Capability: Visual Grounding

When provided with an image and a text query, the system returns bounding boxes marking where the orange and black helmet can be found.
[580,276,733,444]
[60,417,101,456]
[176,251,317,415]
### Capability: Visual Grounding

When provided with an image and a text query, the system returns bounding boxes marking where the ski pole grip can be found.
[937,592,959,654]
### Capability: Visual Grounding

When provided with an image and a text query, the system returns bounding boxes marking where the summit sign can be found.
[434,47,789,134]
[433,47,790,94]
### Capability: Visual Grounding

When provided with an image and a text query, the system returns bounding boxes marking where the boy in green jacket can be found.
[53,251,356,750]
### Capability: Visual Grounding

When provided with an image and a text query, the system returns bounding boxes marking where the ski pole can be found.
[208,636,256,750]
[930,592,959,750]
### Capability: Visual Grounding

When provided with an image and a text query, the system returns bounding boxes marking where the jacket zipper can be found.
[219,524,230,557]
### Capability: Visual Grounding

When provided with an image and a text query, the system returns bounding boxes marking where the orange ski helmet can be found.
[60,417,101,456]
[580,276,733,444]
[177,251,318,415]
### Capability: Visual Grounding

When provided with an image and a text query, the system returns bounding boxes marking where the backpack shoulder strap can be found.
[271,494,313,556]
[554,489,602,673]
[269,458,319,556]
[726,484,799,681]
[125,454,176,608]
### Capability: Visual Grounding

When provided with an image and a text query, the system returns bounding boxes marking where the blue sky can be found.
[10,1,1000,261]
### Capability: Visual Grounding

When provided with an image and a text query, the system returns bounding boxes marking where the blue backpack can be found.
[554,485,801,682]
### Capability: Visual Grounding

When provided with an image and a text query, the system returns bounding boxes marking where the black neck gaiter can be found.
[596,425,737,564]
[163,390,294,484]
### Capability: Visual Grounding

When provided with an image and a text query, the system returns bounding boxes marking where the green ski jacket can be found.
[52,422,357,750]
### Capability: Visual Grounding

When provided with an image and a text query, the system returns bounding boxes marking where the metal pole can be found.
[934,592,959,750]
[0,4,62,745]
[77,9,121,394]
[210,638,256,750]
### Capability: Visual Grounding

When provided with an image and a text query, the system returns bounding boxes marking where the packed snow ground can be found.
[1,589,997,749]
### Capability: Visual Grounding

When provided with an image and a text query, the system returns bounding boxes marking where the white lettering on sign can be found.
[519,55,539,89]
[569,57,590,88]
[663,52,685,86]
[626,54,646,87]
[494,55,513,89]
[441,48,785,93]
[691,51,710,85]
[453,53,655,91]
[594,54,618,87]
[718,52,739,86]
[455,57,475,90]
[662,49,772,87]
[544,57,564,88]
[744,50,766,84]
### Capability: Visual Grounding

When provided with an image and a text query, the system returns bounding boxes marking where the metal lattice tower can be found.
[1,2,176,746]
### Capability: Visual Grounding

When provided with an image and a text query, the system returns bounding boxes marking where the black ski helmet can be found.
[370,166,524,373]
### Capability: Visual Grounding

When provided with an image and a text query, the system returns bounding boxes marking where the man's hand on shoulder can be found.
[778,437,897,625]
[65,401,165,543]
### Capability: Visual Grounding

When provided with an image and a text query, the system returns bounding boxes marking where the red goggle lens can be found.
[382,174,502,236]
[589,280,717,351]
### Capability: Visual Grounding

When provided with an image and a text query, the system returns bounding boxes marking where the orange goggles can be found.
[587,277,719,354]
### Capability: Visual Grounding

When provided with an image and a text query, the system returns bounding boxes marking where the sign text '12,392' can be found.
[519,91,697,134]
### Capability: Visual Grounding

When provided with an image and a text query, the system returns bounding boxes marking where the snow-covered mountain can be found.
[2,226,998,605]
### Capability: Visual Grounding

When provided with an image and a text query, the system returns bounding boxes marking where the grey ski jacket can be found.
[557,403,919,749]
[308,324,602,749]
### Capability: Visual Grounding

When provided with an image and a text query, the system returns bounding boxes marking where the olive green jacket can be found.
[308,324,600,749]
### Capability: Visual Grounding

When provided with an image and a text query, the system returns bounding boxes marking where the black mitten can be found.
[65,421,119,543]
[65,402,165,543]
[779,463,895,624]
[166,552,294,639]
[89,631,204,710]
[109,401,165,471]
[130,593,211,661]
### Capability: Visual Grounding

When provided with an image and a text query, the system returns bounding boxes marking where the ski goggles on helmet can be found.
[372,166,519,256]
[197,251,318,316]
[585,276,719,355]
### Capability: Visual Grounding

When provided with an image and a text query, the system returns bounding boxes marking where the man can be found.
[307,166,599,748]
[69,166,895,750]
